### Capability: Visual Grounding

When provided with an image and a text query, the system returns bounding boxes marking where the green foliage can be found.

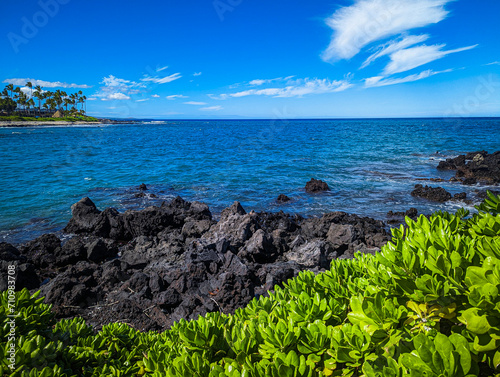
[2,192,500,376]
[0,115,99,122]
[0,98,17,114]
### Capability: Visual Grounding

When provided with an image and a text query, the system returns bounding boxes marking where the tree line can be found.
[0,82,87,117]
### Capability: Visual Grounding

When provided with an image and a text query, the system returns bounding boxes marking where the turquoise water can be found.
[1,118,499,244]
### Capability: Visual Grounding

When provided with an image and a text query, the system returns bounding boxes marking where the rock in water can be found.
[277,194,291,203]
[305,178,330,193]
[411,184,452,202]
[63,197,102,234]
[437,151,500,184]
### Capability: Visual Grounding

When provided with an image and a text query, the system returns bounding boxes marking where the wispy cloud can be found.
[3,78,92,88]
[207,94,229,100]
[322,0,451,62]
[200,106,223,111]
[383,44,477,75]
[167,94,188,100]
[219,78,352,98]
[361,34,430,68]
[184,101,207,105]
[193,72,202,76]
[151,94,160,98]
[141,72,182,84]
[485,61,500,66]
[248,76,295,86]
[156,66,169,72]
[136,98,150,102]
[365,69,452,87]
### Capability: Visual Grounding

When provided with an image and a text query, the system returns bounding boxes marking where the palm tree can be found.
[70,93,78,112]
[5,84,14,99]
[53,90,62,111]
[26,81,33,99]
[18,92,28,113]
[27,98,35,116]
[48,98,57,111]
[13,87,21,107]
[64,97,71,112]
[33,86,43,116]
[76,91,83,111]
[78,94,85,113]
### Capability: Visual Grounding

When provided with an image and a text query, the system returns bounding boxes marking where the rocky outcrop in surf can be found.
[437,151,500,185]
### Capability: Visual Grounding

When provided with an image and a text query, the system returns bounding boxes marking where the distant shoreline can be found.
[0,121,101,127]
[0,119,139,127]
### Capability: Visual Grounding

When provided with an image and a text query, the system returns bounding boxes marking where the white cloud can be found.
[485,61,500,66]
[193,72,202,76]
[248,79,267,86]
[222,78,352,98]
[141,72,182,84]
[383,44,477,75]
[94,75,143,101]
[184,101,207,105]
[200,106,223,111]
[166,94,188,100]
[136,98,150,102]
[151,94,160,98]
[365,68,452,87]
[321,0,451,62]
[3,78,92,88]
[19,86,33,95]
[105,93,131,101]
[156,66,169,72]
[361,34,430,68]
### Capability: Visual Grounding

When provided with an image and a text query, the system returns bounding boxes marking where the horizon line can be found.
[100,116,500,121]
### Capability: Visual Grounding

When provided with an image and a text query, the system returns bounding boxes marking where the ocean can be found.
[1,118,499,244]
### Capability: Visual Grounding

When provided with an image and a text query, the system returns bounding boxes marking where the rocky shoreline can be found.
[0,118,140,127]
[0,150,498,332]
[1,196,389,332]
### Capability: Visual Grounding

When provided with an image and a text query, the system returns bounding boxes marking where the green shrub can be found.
[2,191,500,376]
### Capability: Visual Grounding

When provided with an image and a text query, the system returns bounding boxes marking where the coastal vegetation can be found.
[1,192,500,376]
[0,82,92,120]
[0,115,99,123]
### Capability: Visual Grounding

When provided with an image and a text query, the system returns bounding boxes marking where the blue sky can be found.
[1,0,499,119]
